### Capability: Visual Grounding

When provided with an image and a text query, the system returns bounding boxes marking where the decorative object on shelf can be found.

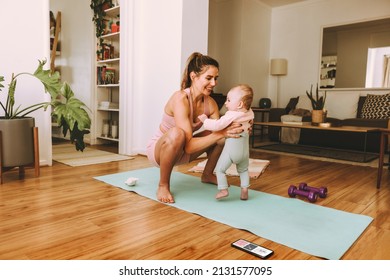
[111,120,118,138]
[96,66,116,85]
[270,58,288,107]
[305,84,327,124]
[0,59,91,152]
[104,68,115,84]
[258,98,271,109]
[99,101,110,109]
[102,119,110,137]
[111,22,119,33]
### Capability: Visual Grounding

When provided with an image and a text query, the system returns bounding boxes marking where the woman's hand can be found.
[248,119,253,136]
[224,122,244,138]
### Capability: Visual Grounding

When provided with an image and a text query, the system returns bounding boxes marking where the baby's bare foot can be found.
[216,189,229,199]
[240,188,248,200]
[157,185,175,203]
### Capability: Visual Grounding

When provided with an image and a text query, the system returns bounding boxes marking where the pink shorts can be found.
[146,129,191,167]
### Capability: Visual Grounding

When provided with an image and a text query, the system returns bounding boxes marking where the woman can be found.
[146,52,243,203]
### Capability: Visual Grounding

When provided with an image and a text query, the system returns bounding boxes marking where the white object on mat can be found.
[125,177,138,186]
[188,158,270,179]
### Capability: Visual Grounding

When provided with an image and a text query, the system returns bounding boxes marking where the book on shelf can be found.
[97,66,116,85]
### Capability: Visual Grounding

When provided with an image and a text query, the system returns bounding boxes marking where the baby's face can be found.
[225,88,242,111]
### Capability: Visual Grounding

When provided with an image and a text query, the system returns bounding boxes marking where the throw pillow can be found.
[295,95,312,110]
[356,96,366,118]
[325,91,360,119]
[361,93,390,119]
[289,108,311,117]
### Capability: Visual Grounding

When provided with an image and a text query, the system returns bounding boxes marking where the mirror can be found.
[320,17,390,89]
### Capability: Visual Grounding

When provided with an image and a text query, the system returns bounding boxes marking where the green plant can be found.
[306,84,327,110]
[0,59,91,151]
[90,0,113,58]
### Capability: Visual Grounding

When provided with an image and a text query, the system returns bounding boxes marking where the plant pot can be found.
[0,117,35,167]
[311,110,326,124]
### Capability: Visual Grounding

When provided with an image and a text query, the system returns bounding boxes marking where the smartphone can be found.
[231,239,274,259]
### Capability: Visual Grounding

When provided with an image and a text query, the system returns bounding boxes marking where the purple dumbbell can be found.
[288,185,318,203]
[298,182,328,198]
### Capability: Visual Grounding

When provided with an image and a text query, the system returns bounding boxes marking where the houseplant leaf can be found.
[52,82,91,134]
[32,59,62,100]
[1,59,91,151]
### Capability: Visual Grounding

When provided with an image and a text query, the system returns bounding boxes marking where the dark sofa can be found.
[268,96,389,153]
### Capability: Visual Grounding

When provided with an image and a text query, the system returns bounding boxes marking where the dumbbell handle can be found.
[299,185,327,198]
[288,186,318,202]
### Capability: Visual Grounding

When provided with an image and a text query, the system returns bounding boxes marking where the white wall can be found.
[0,0,52,166]
[182,0,209,70]
[209,0,272,107]
[50,0,95,143]
[270,0,390,106]
[209,0,243,93]
[50,0,94,111]
[240,0,272,105]
[128,0,210,155]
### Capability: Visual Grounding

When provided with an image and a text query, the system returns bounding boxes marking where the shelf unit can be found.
[320,55,337,89]
[93,5,121,144]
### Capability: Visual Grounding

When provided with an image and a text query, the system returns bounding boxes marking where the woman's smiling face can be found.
[192,65,219,95]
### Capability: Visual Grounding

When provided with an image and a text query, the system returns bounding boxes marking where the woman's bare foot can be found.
[157,185,175,203]
[216,189,229,199]
[240,187,248,200]
[201,173,218,185]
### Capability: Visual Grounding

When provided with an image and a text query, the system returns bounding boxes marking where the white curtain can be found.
[383,55,390,88]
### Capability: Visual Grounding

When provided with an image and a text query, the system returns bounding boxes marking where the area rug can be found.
[94,167,373,260]
[258,143,378,163]
[53,144,134,167]
[188,158,270,179]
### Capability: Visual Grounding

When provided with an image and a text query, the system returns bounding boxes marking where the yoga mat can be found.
[94,167,373,260]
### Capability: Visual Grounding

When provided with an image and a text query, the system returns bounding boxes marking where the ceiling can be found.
[259,0,309,7]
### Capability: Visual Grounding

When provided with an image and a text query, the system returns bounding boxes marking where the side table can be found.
[377,128,390,188]
[251,107,270,147]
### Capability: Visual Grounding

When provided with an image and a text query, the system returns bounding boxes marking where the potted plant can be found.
[0,59,91,168]
[90,0,114,59]
[306,84,327,124]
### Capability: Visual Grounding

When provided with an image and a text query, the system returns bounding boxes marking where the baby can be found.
[199,84,254,200]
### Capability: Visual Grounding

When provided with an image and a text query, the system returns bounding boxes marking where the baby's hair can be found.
[181,52,219,90]
[236,84,253,110]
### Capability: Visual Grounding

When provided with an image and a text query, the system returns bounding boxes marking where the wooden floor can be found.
[0,143,389,260]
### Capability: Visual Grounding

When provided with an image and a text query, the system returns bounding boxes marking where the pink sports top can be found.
[159,88,210,133]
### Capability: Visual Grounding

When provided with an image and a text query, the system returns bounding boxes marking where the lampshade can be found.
[270,58,288,76]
